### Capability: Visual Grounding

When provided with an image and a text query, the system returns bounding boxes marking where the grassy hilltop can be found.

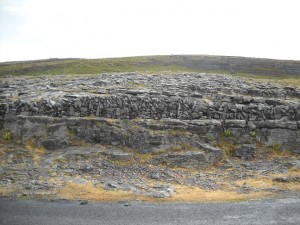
[1,55,300,83]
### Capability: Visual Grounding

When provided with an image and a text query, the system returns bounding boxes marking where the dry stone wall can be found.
[1,93,300,121]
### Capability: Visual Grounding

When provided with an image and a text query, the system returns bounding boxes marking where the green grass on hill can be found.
[0,56,196,76]
[1,55,300,86]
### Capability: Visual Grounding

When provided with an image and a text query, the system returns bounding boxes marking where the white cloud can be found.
[0,0,300,61]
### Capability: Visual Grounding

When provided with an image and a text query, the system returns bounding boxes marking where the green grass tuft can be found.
[249,131,256,138]
[272,143,282,151]
[2,129,13,142]
[223,129,235,138]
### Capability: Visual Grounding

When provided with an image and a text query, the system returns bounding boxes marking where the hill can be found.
[1,55,300,78]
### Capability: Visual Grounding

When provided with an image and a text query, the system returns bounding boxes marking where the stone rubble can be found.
[0,143,299,200]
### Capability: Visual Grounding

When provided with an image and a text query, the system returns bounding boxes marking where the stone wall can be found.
[2,93,299,121]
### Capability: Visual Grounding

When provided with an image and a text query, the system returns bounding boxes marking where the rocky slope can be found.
[0,72,299,201]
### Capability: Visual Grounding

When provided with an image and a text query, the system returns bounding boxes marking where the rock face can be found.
[0,73,299,165]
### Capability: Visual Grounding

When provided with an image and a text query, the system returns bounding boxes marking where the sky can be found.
[0,0,300,62]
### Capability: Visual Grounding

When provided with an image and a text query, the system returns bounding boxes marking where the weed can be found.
[179,143,192,150]
[270,143,294,157]
[272,143,282,151]
[223,129,234,138]
[122,118,131,125]
[207,134,216,142]
[218,140,236,157]
[2,129,13,142]
[249,131,256,138]
[68,130,76,139]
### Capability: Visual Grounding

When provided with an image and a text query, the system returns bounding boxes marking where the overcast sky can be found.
[0,0,300,62]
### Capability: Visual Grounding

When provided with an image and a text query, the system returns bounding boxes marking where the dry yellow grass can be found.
[242,76,300,89]
[25,140,36,153]
[58,182,135,202]
[0,186,14,196]
[126,81,147,88]
[57,182,272,203]
[0,147,7,158]
[169,185,271,202]
[33,146,46,166]
[25,141,46,166]
[288,167,300,174]
[264,78,300,88]
[235,173,300,192]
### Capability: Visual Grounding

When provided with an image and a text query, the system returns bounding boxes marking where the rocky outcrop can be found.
[0,116,227,165]
[0,73,299,163]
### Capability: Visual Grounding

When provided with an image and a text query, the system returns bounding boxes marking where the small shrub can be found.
[206,134,217,147]
[272,143,282,151]
[218,140,236,157]
[2,129,13,142]
[249,131,256,138]
[207,134,216,142]
[180,143,192,150]
[123,118,131,124]
[271,143,284,156]
[68,130,76,139]
[223,129,234,137]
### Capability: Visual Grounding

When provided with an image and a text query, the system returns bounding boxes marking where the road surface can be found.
[0,197,299,225]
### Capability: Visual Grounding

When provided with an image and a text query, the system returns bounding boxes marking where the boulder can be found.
[235,144,256,160]
[109,150,132,161]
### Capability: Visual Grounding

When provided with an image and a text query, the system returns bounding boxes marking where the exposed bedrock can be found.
[0,73,299,168]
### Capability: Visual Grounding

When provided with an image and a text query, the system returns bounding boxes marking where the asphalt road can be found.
[0,197,300,225]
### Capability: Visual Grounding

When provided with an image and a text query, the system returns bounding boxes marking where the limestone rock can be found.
[154,151,208,169]
[235,144,256,160]
[109,151,132,161]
